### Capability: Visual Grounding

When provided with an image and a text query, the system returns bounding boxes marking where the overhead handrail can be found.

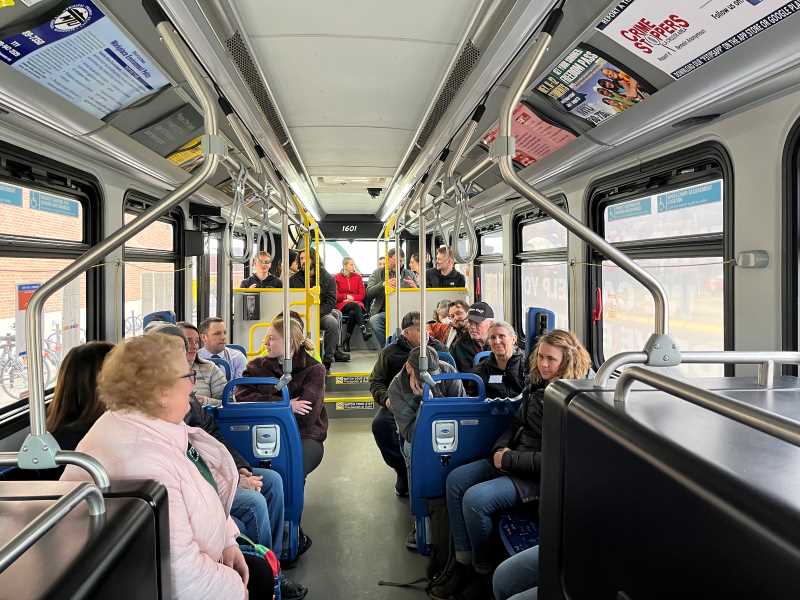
[615,366,800,448]
[225,165,254,264]
[19,4,225,493]
[451,177,479,263]
[0,481,105,573]
[493,7,678,366]
[595,351,800,388]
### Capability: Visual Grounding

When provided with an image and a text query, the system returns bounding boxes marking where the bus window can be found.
[324,240,384,276]
[591,153,730,377]
[476,227,503,320]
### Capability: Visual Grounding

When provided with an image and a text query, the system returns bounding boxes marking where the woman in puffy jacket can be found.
[334,256,371,351]
[430,329,591,600]
[470,321,527,398]
[62,334,275,600]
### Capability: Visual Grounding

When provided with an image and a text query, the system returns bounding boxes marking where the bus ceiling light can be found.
[493,4,679,368]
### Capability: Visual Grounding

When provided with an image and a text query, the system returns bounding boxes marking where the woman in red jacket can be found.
[334,256,371,351]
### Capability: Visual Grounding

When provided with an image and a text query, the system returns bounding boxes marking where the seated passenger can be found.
[237,312,328,478]
[472,320,526,398]
[493,545,540,600]
[335,256,371,352]
[426,245,466,288]
[369,311,446,496]
[449,301,494,372]
[179,321,227,406]
[408,252,422,281]
[430,330,590,600]
[366,247,418,347]
[448,299,469,337]
[198,317,247,379]
[241,250,282,288]
[291,247,350,369]
[62,334,276,599]
[427,299,452,345]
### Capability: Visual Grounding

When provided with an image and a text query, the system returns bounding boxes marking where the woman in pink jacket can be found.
[62,334,272,600]
[334,256,371,351]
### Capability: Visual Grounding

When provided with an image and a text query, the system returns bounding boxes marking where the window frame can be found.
[513,195,570,337]
[122,192,185,332]
[585,142,735,372]
[475,219,504,318]
[0,141,103,422]
[781,117,800,373]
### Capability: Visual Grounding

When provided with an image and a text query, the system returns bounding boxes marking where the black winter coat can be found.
[471,348,527,399]
[369,335,446,408]
[449,330,489,374]
[290,267,337,316]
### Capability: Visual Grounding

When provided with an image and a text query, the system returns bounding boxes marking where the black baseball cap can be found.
[467,301,494,323]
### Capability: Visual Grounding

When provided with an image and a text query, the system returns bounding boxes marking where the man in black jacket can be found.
[240,251,282,288]
[369,311,445,496]
[426,245,466,288]
[291,247,349,369]
[449,301,494,372]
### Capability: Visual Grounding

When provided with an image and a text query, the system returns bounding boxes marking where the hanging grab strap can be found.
[451,178,478,263]
[226,166,254,264]
[255,184,277,256]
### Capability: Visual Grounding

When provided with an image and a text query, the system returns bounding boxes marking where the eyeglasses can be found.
[256,259,272,266]
[179,370,197,384]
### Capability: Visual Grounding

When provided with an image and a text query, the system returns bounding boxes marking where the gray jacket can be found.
[366,266,418,316]
[388,361,464,443]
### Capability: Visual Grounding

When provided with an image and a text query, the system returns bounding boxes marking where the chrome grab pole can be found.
[495,9,677,365]
[615,366,800,448]
[276,178,293,392]
[595,351,800,388]
[18,15,223,490]
[394,185,421,339]
[0,482,106,573]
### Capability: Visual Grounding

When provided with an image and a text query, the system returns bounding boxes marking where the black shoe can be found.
[429,563,475,600]
[322,358,332,372]
[334,349,350,362]
[342,337,351,353]
[280,576,308,600]
[405,523,417,551]
[360,323,373,341]
[395,473,408,497]
[298,529,312,556]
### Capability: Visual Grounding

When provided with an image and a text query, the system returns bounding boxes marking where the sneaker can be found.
[333,349,351,362]
[297,529,312,557]
[280,576,308,600]
[394,473,408,497]
[428,562,476,600]
[360,323,373,341]
[405,525,417,551]
[322,358,332,372]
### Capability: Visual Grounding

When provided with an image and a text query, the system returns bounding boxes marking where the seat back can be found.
[437,351,456,368]
[525,307,555,355]
[226,344,247,358]
[143,310,176,329]
[207,356,231,381]
[410,372,520,554]
[473,350,492,366]
[208,377,304,561]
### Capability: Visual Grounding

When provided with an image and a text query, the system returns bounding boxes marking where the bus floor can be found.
[291,418,427,599]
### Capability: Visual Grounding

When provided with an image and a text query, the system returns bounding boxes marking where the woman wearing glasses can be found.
[179,321,227,407]
[62,333,276,599]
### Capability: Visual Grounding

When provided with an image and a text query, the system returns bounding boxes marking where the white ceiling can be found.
[232,0,482,215]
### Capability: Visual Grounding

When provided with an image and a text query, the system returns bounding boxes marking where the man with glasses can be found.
[241,251,282,288]
[449,301,494,373]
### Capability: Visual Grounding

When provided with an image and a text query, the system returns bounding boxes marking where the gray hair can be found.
[487,320,516,338]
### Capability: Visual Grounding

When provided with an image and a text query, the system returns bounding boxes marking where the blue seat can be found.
[226,344,248,358]
[525,307,555,355]
[499,509,539,556]
[473,350,492,366]
[207,377,304,562]
[410,372,521,555]
[437,351,456,368]
[208,355,232,380]
[143,310,176,329]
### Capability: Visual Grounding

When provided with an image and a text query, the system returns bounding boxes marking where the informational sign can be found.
[596,0,800,79]
[132,104,204,156]
[536,45,654,126]
[657,180,722,212]
[167,136,203,170]
[335,375,369,385]
[15,283,41,356]
[0,0,170,118]
[319,221,384,238]
[481,103,576,167]
[0,182,22,206]
[335,400,374,411]
[608,197,652,221]
[30,190,80,217]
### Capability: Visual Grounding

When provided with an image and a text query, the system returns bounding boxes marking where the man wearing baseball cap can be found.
[449,301,494,373]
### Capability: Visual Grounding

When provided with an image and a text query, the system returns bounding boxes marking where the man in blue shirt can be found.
[198,317,247,379]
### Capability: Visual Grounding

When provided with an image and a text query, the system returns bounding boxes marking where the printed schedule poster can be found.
[535,45,654,127]
[0,1,169,118]
[595,0,800,79]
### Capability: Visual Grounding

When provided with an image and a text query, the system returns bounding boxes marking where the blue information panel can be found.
[607,197,652,221]
[0,183,22,207]
[30,191,80,217]
[0,1,169,118]
[657,180,722,213]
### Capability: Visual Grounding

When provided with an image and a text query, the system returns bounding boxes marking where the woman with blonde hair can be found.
[431,329,590,600]
[335,256,371,350]
[61,334,277,599]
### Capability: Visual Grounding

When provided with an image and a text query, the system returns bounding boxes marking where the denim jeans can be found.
[369,312,387,348]
[230,467,285,557]
[493,546,539,600]
[445,458,520,571]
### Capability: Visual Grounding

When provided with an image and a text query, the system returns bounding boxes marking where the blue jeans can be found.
[230,467,284,557]
[445,459,520,571]
[369,312,386,348]
[493,546,539,600]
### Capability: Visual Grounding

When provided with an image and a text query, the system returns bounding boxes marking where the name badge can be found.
[489,374,503,384]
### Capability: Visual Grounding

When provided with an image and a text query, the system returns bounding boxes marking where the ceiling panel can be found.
[316,191,384,214]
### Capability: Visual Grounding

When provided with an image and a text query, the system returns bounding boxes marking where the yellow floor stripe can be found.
[324,396,373,403]
[328,371,371,377]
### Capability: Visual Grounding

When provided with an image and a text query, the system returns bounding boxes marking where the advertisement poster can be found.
[15,283,41,356]
[0,0,169,118]
[596,0,800,79]
[481,103,577,167]
[535,45,654,126]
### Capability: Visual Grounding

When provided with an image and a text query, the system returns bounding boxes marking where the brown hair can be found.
[46,341,115,432]
[529,329,591,384]
[98,334,186,417]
